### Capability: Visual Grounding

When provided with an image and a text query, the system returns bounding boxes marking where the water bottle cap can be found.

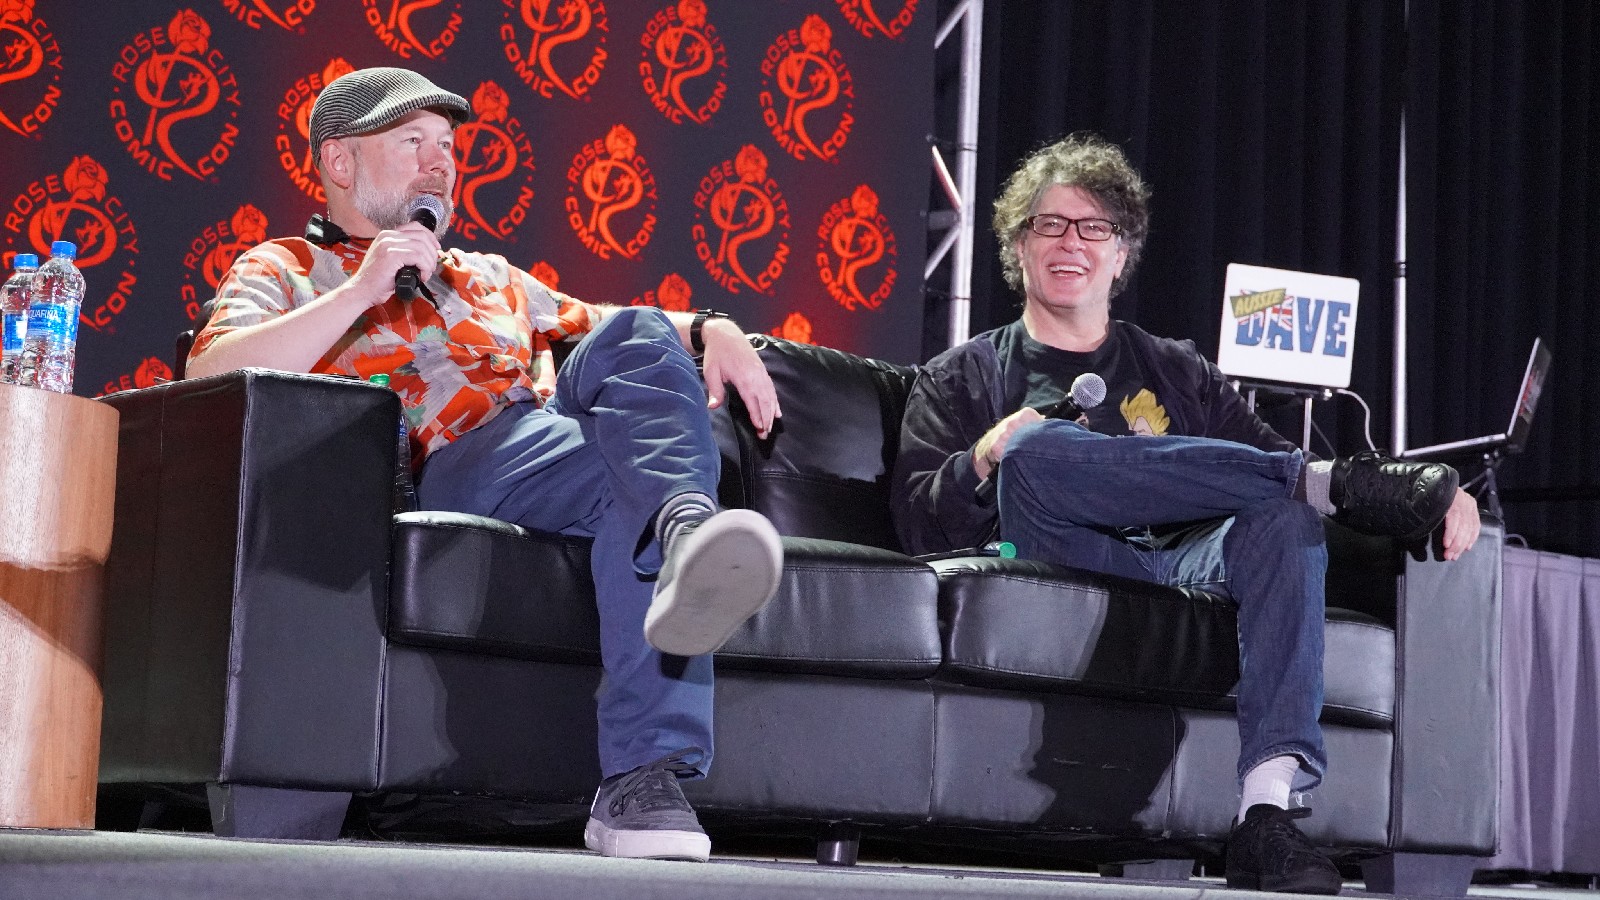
[50,241,77,259]
[367,373,391,387]
[13,253,38,269]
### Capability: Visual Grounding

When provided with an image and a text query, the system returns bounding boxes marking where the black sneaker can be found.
[1226,804,1342,895]
[1330,450,1458,543]
[584,749,710,861]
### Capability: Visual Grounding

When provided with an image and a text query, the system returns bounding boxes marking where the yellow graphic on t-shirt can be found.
[1121,389,1170,436]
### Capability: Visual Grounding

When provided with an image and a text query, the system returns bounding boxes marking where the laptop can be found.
[1401,337,1552,461]
[1216,263,1362,390]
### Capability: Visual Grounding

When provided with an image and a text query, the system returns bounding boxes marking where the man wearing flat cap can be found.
[188,66,784,862]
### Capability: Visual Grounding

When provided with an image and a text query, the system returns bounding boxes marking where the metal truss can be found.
[926,0,984,349]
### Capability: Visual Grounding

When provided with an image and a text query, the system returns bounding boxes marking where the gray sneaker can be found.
[645,508,783,657]
[584,749,710,861]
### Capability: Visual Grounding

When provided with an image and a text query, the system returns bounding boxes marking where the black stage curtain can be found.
[970,0,1597,557]
[1406,1,1600,556]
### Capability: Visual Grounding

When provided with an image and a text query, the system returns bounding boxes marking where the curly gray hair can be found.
[993,134,1151,300]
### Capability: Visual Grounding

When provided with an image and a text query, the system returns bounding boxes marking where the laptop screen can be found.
[1401,336,1551,460]
[1505,337,1552,454]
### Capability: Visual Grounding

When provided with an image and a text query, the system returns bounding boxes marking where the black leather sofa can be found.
[97,336,1501,895]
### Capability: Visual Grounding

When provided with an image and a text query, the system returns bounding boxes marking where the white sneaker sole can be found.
[584,816,711,861]
[645,509,783,657]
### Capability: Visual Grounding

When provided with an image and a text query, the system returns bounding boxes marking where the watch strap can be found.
[690,309,730,355]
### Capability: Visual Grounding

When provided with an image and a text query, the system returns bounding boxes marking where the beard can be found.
[350,162,453,238]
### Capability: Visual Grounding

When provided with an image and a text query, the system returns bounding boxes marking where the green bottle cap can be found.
[996,541,1017,558]
[368,373,391,387]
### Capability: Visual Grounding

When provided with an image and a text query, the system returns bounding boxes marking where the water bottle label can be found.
[2,312,22,353]
[26,302,78,344]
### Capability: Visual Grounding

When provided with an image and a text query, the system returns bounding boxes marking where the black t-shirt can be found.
[1013,322,1175,437]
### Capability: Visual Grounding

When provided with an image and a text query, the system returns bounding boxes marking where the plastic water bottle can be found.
[0,252,39,385]
[368,373,418,512]
[20,241,86,393]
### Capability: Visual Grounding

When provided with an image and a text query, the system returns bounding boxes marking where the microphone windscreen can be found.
[406,194,446,232]
[1071,372,1108,410]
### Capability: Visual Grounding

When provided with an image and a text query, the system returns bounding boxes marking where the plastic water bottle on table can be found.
[0,252,40,385]
[19,241,86,393]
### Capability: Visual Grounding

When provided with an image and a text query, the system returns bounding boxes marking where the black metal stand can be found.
[1236,380,1332,451]
[1464,448,1507,520]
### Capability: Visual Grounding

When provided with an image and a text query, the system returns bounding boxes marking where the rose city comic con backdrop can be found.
[0,0,933,397]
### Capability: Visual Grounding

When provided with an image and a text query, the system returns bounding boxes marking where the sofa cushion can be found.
[390,514,942,678]
[1321,609,1395,725]
[715,537,942,678]
[932,556,1394,727]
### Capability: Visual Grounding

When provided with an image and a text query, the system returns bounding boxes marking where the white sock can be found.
[1238,755,1300,822]
[1299,460,1335,515]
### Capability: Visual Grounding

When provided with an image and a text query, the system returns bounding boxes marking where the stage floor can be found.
[0,828,1593,900]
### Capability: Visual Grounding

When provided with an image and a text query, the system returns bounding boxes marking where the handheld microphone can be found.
[1037,371,1107,421]
[974,372,1107,506]
[395,194,445,301]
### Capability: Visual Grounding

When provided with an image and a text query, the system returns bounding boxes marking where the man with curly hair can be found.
[892,134,1482,894]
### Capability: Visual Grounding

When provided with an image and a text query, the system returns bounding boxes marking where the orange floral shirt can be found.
[192,236,600,469]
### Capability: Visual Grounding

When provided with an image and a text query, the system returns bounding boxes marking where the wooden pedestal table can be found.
[0,383,118,829]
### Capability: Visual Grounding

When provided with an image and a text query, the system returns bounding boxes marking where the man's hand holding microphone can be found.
[974,372,1106,504]
[348,194,447,310]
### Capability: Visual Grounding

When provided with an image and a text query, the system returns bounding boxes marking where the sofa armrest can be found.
[1390,518,1503,853]
[100,369,398,791]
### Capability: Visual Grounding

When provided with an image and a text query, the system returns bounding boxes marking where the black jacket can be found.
[890,319,1301,555]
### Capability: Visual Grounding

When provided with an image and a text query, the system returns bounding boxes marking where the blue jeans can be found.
[1000,420,1328,790]
[416,307,719,779]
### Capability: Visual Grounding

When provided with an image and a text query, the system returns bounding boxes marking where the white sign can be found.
[1216,263,1360,389]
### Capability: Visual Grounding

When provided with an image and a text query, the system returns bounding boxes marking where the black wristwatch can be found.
[690,309,731,356]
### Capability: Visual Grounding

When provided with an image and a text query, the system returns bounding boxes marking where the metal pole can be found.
[1392,0,1409,455]
[1392,113,1408,454]
[947,0,982,347]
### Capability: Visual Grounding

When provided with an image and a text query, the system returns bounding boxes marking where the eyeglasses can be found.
[1023,214,1121,242]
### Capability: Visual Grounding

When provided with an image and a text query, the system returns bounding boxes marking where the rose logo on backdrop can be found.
[758,15,854,163]
[180,203,268,322]
[362,0,463,61]
[816,184,897,311]
[108,9,241,182]
[216,0,318,32]
[691,144,790,295]
[565,124,657,260]
[771,311,812,344]
[500,0,609,100]
[98,355,174,396]
[834,0,919,39]
[276,57,354,204]
[3,156,139,335]
[451,81,536,242]
[0,0,64,138]
[630,272,692,311]
[639,0,727,125]
[528,259,560,288]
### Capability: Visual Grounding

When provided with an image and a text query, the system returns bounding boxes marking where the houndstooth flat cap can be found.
[310,67,470,170]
